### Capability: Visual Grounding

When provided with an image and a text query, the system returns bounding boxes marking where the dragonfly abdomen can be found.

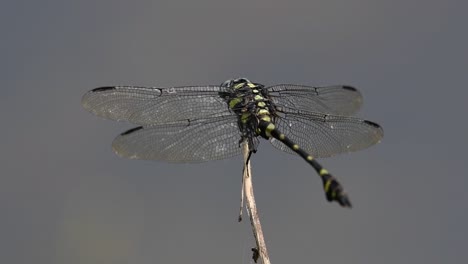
[82,78,383,206]
[257,120,352,207]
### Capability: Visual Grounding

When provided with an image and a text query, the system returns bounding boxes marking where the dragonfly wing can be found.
[267,84,363,116]
[112,115,242,163]
[82,86,231,125]
[270,108,383,158]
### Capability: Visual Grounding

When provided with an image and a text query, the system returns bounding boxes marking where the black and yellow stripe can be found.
[258,120,352,207]
[226,79,351,207]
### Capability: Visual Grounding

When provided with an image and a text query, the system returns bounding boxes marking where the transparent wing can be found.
[82,86,231,125]
[270,108,383,158]
[112,115,243,163]
[267,84,363,115]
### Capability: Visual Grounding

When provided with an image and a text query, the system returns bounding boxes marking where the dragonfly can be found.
[82,78,383,207]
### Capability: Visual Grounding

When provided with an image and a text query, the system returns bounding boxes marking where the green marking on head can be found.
[234,83,244,89]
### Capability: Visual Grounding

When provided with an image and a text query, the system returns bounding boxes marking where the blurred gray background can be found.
[1,0,467,263]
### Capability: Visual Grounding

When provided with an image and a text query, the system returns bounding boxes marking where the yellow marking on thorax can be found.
[241,112,250,123]
[261,116,271,122]
[229,98,242,109]
[257,101,266,107]
[247,82,256,88]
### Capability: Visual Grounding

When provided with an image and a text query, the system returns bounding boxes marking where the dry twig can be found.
[241,142,271,264]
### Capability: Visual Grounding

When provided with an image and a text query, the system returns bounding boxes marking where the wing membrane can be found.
[270,108,383,158]
[112,115,242,163]
[267,84,363,115]
[82,86,231,125]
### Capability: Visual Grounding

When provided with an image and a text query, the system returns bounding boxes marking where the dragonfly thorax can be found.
[219,78,277,150]
[221,79,274,120]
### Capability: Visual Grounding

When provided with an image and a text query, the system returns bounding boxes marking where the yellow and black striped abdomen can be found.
[257,120,352,207]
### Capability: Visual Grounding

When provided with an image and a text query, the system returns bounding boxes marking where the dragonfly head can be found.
[221,78,253,89]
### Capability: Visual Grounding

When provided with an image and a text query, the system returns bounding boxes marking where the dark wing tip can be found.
[364,120,382,128]
[91,86,116,92]
[342,85,358,92]
[120,126,143,136]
